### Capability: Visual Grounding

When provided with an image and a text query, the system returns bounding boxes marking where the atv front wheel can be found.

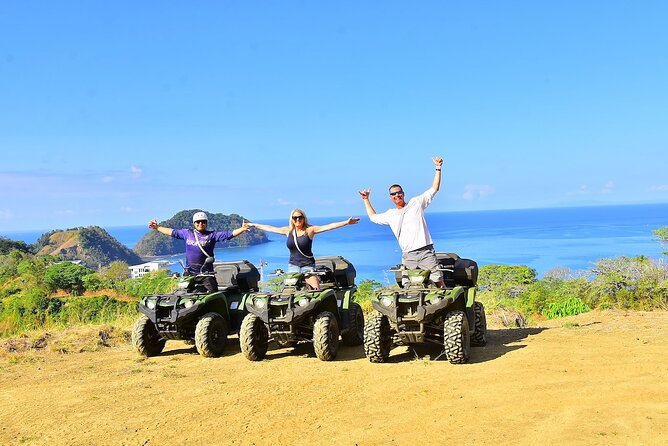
[131,316,166,357]
[195,312,229,357]
[313,311,340,361]
[443,310,471,364]
[471,301,487,347]
[239,313,269,361]
[341,302,364,346]
[363,311,392,363]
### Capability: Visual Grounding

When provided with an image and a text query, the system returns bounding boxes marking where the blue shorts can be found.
[288,264,316,273]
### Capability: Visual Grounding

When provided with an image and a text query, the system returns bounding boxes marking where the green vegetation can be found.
[355,279,384,313]
[134,209,269,256]
[0,250,178,337]
[0,225,666,339]
[0,237,33,255]
[653,226,668,255]
[477,255,667,323]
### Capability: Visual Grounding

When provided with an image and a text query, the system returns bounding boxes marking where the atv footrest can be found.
[396,331,425,344]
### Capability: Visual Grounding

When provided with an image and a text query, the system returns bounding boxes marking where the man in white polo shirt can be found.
[359,157,445,287]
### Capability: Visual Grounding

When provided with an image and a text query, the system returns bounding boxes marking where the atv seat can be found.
[214,260,260,292]
[315,256,356,288]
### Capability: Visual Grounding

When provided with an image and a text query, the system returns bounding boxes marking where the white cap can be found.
[192,211,208,223]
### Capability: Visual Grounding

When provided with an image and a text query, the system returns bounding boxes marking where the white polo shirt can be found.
[370,187,437,253]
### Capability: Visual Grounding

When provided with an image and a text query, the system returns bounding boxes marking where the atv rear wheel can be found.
[131,315,166,357]
[240,313,269,360]
[341,302,364,346]
[443,310,471,364]
[313,311,340,361]
[363,311,392,363]
[195,312,229,357]
[471,301,487,347]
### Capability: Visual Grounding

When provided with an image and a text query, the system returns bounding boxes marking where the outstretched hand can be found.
[433,157,444,168]
[148,219,158,230]
[358,189,371,199]
[347,217,361,225]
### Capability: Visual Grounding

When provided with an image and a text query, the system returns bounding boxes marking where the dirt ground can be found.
[1,309,666,446]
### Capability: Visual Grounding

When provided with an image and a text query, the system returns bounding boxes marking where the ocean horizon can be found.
[2,203,666,285]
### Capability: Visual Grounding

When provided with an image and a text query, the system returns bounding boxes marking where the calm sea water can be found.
[3,203,666,285]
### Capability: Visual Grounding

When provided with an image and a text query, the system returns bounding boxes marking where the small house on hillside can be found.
[129,261,171,279]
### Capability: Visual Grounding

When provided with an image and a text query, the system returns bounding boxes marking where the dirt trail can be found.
[1,310,667,446]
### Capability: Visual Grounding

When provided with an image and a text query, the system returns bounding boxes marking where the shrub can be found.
[44,262,95,295]
[82,273,111,292]
[122,270,177,297]
[0,288,59,335]
[588,256,668,310]
[478,265,537,299]
[54,294,135,325]
[542,296,591,319]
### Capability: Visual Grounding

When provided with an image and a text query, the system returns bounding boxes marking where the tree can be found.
[0,237,32,255]
[44,262,94,295]
[478,265,537,295]
[653,226,668,255]
[100,260,130,284]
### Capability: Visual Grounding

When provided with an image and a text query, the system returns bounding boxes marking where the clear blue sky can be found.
[1,1,666,232]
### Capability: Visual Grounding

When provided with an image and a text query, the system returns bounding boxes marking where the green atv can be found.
[240,256,364,362]
[363,252,486,364]
[131,259,260,357]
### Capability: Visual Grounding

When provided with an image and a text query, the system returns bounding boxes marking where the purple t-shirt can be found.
[171,228,234,275]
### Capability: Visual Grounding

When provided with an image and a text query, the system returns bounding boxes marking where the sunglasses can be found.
[194,220,207,224]
[292,215,304,221]
[389,190,404,196]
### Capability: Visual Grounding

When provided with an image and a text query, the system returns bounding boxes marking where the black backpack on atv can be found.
[131,259,260,357]
[363,252,486,364]
[239,256,363,362]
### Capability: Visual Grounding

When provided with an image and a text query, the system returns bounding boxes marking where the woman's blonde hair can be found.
[288,208,311,232]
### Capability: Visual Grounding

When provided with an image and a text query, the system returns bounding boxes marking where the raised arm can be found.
[358,189,377,217]
[247,222,290,236]
[231,221,252,237]
[432,157,443,192]
[311,217,360,235]
[149,219,173,237]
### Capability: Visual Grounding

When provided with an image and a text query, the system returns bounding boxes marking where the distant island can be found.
[133,209,269,257]
[33,226,143,268]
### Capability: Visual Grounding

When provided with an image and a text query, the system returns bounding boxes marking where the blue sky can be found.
[1,1,667,233]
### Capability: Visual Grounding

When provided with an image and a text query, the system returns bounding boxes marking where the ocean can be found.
[3,203,666,285]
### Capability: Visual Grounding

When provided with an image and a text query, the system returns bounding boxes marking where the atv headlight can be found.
[284,277,298,286]
[184,299,195,309]
[380,296,393,307]
[298,298,310,307]
[147,300,156,310]
[429,295,442,305]
[254,298,266,309]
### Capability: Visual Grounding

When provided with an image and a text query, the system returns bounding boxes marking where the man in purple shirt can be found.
[148,211,250,291]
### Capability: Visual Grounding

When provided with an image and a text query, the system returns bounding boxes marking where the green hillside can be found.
[34,226,143,269]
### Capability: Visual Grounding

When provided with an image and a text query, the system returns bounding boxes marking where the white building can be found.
[129,261,171,279]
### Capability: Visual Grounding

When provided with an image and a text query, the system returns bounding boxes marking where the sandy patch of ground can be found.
[1,310,666,445]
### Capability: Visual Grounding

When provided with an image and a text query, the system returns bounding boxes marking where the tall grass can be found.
[0,291,136,337]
